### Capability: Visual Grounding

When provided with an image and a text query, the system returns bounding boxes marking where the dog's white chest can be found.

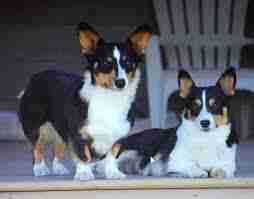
[79,70,140,155]
[87,92,131,155]
[185,134,226,168]
[172,120,231,169]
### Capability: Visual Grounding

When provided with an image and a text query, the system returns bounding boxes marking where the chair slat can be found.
[178,45,192,69]
[171,0,186,35]
[204,45,215,70]
[218,0,232,34]
[217,45,228,70]
[192,45,203,70]
[230,46,241,68]
[164,45,179,70]
[153,0,172,40]
[232,0,248,35]
[186,0,200,34]
[203,0,216,35]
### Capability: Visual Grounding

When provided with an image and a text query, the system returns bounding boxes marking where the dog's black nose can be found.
[115,79,126,89]
[200,120,210,129]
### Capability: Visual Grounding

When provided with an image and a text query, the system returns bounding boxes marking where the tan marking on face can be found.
[54,143,66,161]
[130,32,151,55]
[180,78,193,98]
[79,31,100,55]
[127,71,135,82]
[112,143,121,157]
[95,70,115,89]
[214,107,228,127]
[33,143,44,162]
[219,76,235,96]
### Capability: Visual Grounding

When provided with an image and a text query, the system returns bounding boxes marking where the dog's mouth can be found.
[201,127,211,132]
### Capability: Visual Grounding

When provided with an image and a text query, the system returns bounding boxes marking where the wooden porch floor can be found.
[0,120,254,198]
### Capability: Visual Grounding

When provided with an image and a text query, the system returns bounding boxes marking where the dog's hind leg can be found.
[52,132,70,176]
[30,126,51,177]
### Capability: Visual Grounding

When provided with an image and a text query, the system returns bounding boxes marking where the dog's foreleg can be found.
[96,144,126,179]
[69,141,95,181]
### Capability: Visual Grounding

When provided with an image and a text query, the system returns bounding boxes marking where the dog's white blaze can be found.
[202,90,208,112]
[113,46,128,87]
[196,90,216,130]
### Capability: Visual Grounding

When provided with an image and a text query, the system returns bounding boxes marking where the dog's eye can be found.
[93,61,99,69]
[122,56,127,61]
[107,57,113,62]
[209,98,216,106]
[194,99,202,106]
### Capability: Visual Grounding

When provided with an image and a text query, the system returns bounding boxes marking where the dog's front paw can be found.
[167,172,187,178]
[33,160,51,177]
[210,168,227,178]
[52,158,70,176]
[74,163,94,181]
[189,167,208,178]
[105,166,126,179]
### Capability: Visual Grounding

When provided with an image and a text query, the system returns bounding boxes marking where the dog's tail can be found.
[17,90,25,99]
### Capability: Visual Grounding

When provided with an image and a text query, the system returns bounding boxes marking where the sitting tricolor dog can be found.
[18,22,152,180]
[115,67,238,178]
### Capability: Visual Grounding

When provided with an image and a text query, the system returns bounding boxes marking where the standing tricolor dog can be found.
[115,67,238,178]
[18,22,152,180]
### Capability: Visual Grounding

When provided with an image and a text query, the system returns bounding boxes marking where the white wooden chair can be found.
[146,0,254,128]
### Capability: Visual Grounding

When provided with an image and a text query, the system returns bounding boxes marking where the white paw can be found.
[105,166,126,179]
[189,167,208,178]
[33,160,51,177]
[74,163,95,181]
[52,158,70,176]
[210,168,227,178]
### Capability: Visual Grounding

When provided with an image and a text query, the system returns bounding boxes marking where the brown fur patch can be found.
[179,78,193,98]
[79,31,100,55]
[84,145,92,163]
[112,143,121,157]
[127,71,135,82]
[129,32,151,55]
[33,143,44,162]
[79,126,92,162]
[214,107,229,127]
[54,143,66,161]
[95,70,115,89]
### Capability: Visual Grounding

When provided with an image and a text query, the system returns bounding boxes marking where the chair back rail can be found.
[153,0,250,70]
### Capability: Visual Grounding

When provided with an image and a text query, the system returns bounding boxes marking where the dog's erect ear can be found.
[216,67,237,96]
[178,69,195,98]
[127,24,153,56]
[77,22,103,55]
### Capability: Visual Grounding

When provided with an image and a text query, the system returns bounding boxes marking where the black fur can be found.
[19,69,138,161]
[117,128,177,169]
